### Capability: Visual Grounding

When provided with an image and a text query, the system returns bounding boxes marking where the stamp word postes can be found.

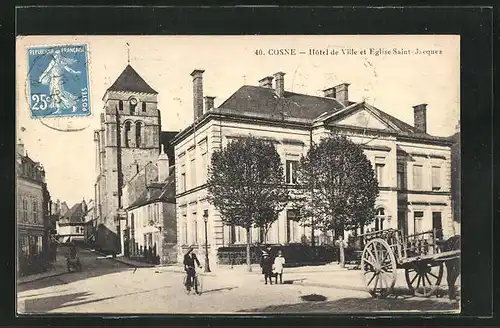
[27,44,91,118]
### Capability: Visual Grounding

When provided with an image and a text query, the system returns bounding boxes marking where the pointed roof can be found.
[107,65,158,94]
[60,202,86,224]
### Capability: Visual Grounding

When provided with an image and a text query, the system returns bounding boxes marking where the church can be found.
[93,65,177,257]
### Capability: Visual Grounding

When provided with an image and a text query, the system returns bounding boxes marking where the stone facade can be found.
[94,65,162,254]
[172,70,454,266]
[121,149,177,264]
[16,140,52,276]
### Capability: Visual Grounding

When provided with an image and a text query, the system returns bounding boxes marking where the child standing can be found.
[273,250,286,284]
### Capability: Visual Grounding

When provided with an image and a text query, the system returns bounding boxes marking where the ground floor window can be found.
[286,210,300,243]
[414,211,424,234]
[229,225,236,244]
[374,208,386,231]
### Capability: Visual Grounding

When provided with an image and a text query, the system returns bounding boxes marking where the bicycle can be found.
[183,266,203,295]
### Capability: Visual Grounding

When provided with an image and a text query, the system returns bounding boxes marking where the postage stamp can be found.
[27,44,91,118]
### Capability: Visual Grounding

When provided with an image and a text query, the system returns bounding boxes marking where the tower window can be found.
[124,121,132,148]
[118,100,123,111]
[142,102,147,112]
[135,122,142,148]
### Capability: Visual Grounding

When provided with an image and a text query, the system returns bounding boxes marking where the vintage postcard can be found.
[16,35,460,314]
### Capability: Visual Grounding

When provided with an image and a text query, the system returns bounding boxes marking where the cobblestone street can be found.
[17,248,459,314]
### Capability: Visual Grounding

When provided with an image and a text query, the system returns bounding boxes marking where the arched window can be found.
[118,100,123,111]
[142,102,147,112]
[375,207,385,231]
[124,121,132,148]
[135,122,142,148]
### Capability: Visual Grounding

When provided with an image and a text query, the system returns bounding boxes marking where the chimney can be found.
[191,69,205,120]
[333,83,350,106]
[157,144,170,182]
[204,96,215,113]
[273,72,285,97]
[413,103,427,133]
[259,76,274,88]
[322,87,336,98]
[17,138,25,156]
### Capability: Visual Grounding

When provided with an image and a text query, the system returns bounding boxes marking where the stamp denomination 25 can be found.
[27,44,91,118]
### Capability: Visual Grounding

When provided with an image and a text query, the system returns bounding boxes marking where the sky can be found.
[16,35,460,206]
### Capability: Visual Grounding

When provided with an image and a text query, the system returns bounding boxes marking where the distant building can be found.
[94,64,178,254]
[16,139,52,276]
[84,199,97,245]
[172,70,454,264]
[57,200,88,244]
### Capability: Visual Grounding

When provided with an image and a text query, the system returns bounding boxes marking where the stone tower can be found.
[95,64,161,253]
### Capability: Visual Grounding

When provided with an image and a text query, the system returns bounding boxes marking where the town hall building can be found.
[172,70,454,265]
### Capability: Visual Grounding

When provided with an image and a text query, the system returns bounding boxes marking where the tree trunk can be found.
[335,223,345,268]
[338,235,345,268]
[246,227,252,272]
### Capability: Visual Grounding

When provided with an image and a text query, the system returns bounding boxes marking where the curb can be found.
[18,270,67,285]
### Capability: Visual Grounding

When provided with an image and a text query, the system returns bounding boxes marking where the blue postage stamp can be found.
[27,44,91,118]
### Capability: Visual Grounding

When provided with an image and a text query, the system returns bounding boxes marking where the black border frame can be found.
[1,5,495,326]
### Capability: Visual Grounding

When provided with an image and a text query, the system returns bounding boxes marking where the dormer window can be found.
[129,98,138,114]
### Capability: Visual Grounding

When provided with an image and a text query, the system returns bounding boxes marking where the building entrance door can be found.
[432,212,443,239]
[398,210,407,235]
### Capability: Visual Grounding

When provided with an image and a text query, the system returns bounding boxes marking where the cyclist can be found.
[183,245,202,292]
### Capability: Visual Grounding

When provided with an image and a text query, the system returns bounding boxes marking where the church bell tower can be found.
[96,64,161,252]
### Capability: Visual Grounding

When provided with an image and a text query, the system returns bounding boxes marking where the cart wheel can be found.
[361,238,397,298]
[405,262,443,297]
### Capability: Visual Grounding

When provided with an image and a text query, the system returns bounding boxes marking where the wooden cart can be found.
[358,228,460,298]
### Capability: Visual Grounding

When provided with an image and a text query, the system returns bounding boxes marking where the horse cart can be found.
[357,228,460,298]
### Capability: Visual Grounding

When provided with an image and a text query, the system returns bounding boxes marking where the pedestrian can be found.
[273,250,286,284]
[260,251,273,285]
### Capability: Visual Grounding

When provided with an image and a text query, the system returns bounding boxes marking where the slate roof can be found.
[218,85,345,121]
[107,65,158,94]
[61,203,85,224]
[217,85,450,142]
[127,170,175,210]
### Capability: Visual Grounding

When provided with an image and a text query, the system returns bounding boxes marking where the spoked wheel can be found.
[183,275,192,295]
[405,262,443,297]
[194,275,203,295]
[361,238,397,298]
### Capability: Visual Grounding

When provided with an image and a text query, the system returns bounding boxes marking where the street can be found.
[17,248,459,314]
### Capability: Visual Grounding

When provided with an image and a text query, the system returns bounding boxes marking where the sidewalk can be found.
[17,254,67,285]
